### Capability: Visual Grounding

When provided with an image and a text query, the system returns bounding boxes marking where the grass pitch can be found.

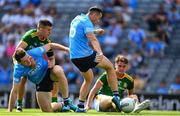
[0,109,180,116]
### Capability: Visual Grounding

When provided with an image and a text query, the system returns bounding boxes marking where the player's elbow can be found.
[47,43,52,48]
[44,43,52,51]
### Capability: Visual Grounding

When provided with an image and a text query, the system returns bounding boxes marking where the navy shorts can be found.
[71,51,99,72]
[36,69,54,92]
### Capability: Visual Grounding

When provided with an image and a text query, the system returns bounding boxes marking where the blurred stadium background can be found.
[0,0,180,111]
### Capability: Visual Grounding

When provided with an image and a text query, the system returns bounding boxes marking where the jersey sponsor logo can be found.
[27,63,41,76]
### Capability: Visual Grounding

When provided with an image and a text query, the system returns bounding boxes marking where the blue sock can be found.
[113,91,120,98]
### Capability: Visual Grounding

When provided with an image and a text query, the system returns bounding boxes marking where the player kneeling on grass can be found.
[8,43,74,112]
[85,55,150,113]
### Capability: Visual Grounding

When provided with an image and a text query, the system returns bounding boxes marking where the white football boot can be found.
[133,99,151,113]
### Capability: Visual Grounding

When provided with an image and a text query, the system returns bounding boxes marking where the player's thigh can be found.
[51,82,59,97]
[19,77,27,87]
[96,56,113,70]
[81,69,94,82]
[50,65,64,81]
[11,81,20,91]
[36,92,52,112]
[51,65,63,75]
[96,95,113,111]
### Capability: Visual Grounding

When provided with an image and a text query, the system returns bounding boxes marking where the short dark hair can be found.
[14,48,26,62]
[88,6,102,14]
[38,19,52,27]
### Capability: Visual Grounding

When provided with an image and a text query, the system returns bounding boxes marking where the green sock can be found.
[17,99,22,106]
[51,97,58,102]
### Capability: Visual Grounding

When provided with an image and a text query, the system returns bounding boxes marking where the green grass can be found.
[0,109,180,116]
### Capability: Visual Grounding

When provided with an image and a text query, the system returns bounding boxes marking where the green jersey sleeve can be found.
[99,72,108,84]
[128,80,134,90]
[126,74,134,90]
[21,29,36,44]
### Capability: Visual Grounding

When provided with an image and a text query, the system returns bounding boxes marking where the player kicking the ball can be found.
[69,6,121,112]
[85,55,150,113]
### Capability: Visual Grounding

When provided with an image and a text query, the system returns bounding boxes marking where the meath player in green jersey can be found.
[8,19,76,112]
[85,55,150,113]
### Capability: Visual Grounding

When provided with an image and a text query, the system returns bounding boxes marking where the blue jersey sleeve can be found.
[27,47,46,57]
[83,20,94,34]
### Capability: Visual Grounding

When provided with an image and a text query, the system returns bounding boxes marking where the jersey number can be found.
[69,19,80,38]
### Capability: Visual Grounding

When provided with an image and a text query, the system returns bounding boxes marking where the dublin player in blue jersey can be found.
[8,43,72,112]
[69,6,121,112]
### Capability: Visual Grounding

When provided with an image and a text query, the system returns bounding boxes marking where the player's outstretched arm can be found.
[85,80,102,111]
[43,43,69,53]
[94,28,105,35]
[86,33,103,63]
[8,82,20,112]
[15,41,28,50]
[87,33,102,54]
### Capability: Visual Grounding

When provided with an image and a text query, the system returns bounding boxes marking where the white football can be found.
[120,97,135,113]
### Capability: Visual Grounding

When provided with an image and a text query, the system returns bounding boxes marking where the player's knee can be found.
[51,102,62,112]
[104,62,114,71]
[84,77,93,83]
[52,65,64,74]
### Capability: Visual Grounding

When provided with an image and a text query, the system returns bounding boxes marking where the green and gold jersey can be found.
[13,29,53,64]
[21,29,52,51]
[98,72,134,98]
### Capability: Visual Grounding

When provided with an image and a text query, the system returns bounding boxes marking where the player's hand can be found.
[63,48,69,54]
[95,52,103,63]
[94,28,105,35]
[85,105,91,111]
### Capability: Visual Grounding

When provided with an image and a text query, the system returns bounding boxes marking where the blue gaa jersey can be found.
[69,14,94,59]
[13,47,48,84]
